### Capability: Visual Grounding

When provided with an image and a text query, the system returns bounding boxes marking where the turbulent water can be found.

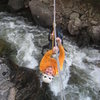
[0,12,100,100]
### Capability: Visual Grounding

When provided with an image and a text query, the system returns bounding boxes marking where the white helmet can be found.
[42,73,54,83]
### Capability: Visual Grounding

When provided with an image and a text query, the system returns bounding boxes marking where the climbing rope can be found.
[53,0,65,100]
[52,30,55,49]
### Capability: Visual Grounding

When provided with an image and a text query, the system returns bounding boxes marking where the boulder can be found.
[68,17,82,35]
[29,0,53,27]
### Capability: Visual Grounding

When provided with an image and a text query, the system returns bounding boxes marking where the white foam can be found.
[90,67,100,88]
[1,17,38,69]
[50,53,70,96]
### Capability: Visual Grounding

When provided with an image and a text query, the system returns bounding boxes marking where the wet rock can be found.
[8,87,16,100]
[8,0,24,11]
[76,28,92,47]
[69,65,89,85]
[10,67,56,100]
[0,63,10,80]
[0,39,13,56]
[0,57,14,100]
[91,25,100,43]
[66,93,79,100]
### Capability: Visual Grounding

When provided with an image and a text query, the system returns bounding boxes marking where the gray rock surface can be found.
[68,17,82,35]
[92,25,100,42]
[29,0,53,27]
[0,57,14,100]
[8,0,24,11]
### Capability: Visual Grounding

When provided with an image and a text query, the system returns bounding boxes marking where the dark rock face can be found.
[11,67,40,100]
[0,0,8,4]
[0,51,56,100]
[0,39,13,56]
[10,67,56,100]
[8,0,24,11]
[0,56,56,100]
[91,25,100,44]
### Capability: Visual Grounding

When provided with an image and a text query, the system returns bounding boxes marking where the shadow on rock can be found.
[9,62,57,100]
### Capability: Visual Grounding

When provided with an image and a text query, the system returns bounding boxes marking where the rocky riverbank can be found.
[0,0,100,46]
[0,39,57,100]
[0,12,100,100]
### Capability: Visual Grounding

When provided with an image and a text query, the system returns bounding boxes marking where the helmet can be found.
[42,73,54,83]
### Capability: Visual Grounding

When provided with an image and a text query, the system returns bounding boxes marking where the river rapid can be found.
[0,12,100,100]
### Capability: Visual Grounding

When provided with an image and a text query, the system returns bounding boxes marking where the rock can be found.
[0,39,7,55]
[74,17,81,27]
[0,39,13,56]
[92,25,100,43]
[70,13,80,20]
[0,57,14,100]
[8,0,24,11]
[0,0,8,4]
[29,0,53,27]
[0,56,56,100]
[10,67,56,100]
[40,0,50,4]
[8,87,16,100]
[69,65,88,85]
[68,17,82,35]
[0,63,10,80]
[90,20,98,25]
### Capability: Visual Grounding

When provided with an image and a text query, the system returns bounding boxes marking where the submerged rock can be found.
[0,39,12,56]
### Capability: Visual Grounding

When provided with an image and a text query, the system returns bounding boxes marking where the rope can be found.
[52,30,55,49]
[53,0,65,100]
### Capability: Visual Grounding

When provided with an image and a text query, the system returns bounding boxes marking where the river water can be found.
[0,12,100,100]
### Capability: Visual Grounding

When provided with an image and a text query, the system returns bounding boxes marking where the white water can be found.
[50,52,71,96]
[0,12,38,69]
[0,12,100,100]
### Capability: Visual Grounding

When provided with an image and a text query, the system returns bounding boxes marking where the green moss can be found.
[0,39,13,56]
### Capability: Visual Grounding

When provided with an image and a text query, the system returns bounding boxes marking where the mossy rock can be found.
[0,39,13,56]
